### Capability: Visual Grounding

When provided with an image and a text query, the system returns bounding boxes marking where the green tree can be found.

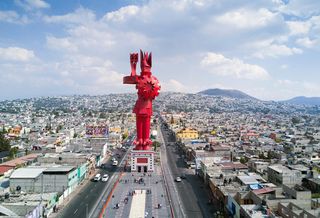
[240,157,248,164]
[122,132,128,140]
[0,132,11,152]
[152,141,161,151]
[291,117,300,125]
[9,147,18,158]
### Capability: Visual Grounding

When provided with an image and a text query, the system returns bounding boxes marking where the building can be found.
[10,165,78,194]
[9,167,46,193]
[176,128,199,140]
[267,165,302,185]
[42,166,78,193]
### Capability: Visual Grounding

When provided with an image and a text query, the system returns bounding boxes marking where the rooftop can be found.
[43,165,75,173]
[10,167,46,179]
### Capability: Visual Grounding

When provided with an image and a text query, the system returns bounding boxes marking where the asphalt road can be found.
[160,122,216,218]
[59,148,126,218]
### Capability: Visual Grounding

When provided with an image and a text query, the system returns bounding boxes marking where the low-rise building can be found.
[267,165,302,185]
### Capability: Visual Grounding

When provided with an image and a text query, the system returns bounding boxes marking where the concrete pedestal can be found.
[131,150,154,172]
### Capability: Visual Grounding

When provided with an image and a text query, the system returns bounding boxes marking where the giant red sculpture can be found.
[123,50,160,150]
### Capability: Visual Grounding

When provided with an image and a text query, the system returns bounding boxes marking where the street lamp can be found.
[86,203,88,218]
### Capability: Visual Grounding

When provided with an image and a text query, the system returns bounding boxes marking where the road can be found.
[159,120,216,218]
[59,148,127,218]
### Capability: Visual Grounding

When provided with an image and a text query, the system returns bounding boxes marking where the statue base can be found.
[130,150,154,172]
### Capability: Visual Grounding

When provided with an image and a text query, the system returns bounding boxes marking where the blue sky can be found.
[0,0,319,101]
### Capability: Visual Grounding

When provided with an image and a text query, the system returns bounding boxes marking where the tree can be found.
[291,117,300,125]
[0,132,11,152]
[152,141,161,151]
[240,157,248,164]
[9,147,18,158]
[258,153,266,159]
[122,132,128,140]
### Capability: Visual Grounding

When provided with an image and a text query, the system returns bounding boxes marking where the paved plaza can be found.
[100,165,171,218]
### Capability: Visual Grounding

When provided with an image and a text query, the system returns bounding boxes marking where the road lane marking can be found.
[74,209,78,214]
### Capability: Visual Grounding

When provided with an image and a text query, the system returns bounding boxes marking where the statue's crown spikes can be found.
[140,49,152,73]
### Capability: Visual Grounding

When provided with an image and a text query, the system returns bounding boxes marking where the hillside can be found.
[198,88,258,100]
[283,96,320,105]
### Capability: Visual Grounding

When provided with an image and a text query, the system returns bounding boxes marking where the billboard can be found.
[86,125,109,138]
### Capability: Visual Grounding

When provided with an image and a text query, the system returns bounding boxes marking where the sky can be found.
[0,0,320,101]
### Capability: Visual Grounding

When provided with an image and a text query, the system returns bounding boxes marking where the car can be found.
[180,174,187,179]
[93,174,101,181]
[175,177,182,182]
[101,174,109,182]
[112,160,118,166]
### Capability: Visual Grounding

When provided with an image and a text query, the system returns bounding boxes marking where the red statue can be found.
[123,50,160,150]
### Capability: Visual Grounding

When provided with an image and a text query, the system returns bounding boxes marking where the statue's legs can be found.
[142,115,151,150]
[135,114,143,150]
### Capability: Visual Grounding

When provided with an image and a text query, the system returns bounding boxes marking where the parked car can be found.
[101,174,109,182]
[93,174,101,181]
[180,174,187,179]
[175,176,182,182]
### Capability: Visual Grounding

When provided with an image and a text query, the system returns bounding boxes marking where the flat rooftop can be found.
[10,168,46,179]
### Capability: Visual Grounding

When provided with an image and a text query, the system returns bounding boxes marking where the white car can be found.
[175,177,182,182]
[112,160,118,166]
[93,174,101,181]
[101,174,109,182]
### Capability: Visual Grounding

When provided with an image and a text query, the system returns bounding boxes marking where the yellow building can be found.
[109,126,122,134]
[8,126,22,138]
[176,128,199,140]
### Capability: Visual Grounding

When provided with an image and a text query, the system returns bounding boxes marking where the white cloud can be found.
[103,5,140,22]
[15,0,50,10]
[0,47,35,61]
[216,8,278,29]
[249,39,302,59]
[44,7,95,24]
[52,55,123,92]
[201,52,270,80]
[162,79,187,92]
[287,21,311,36]
[0,10,29,24]
[296,37,318,48]
[46,36,78,52]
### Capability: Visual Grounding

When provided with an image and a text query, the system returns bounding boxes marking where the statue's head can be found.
[140,50,152,76]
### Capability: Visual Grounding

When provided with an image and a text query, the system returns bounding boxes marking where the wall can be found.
[10,176,42,193]
[227,194,240,218]
[43,174,68,193]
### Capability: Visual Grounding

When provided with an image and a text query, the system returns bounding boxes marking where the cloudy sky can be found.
[0,0,319,101]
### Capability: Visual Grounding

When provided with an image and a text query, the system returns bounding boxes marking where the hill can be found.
[198,88,258,100]
[283,96,320,105]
